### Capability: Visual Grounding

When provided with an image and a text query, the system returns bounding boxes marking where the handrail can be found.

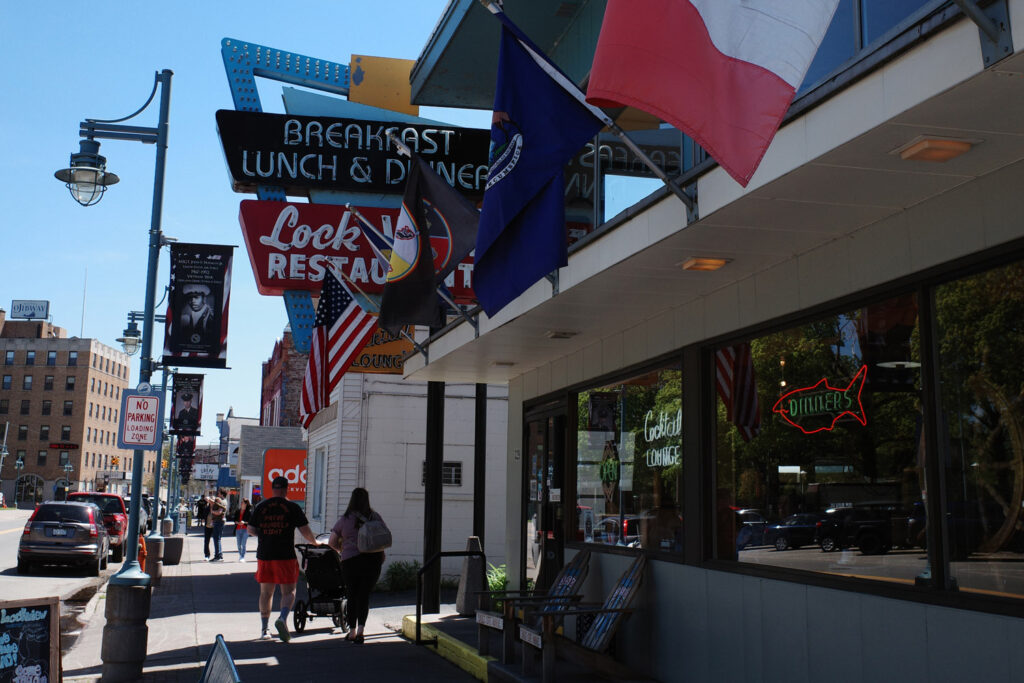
[415,549,486,646]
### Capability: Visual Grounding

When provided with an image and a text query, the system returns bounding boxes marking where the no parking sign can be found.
[117,389,164,451]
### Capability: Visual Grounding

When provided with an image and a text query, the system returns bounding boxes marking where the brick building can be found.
[0,309,153,506]
[260,328,306,427]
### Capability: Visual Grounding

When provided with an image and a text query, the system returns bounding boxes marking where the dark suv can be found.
[68,492,128,561]
[815,506,893,555]
[18,501,110,575]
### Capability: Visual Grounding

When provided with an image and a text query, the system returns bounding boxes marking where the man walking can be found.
[209,489,227,562]
[249,476,319,642]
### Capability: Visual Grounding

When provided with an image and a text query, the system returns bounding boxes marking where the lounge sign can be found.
[215,109,490,196]
[238,200,475,302]
[350,327,413,375]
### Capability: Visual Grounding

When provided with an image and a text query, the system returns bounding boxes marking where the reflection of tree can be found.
[936,263,1024,552]
[724,312,920,516]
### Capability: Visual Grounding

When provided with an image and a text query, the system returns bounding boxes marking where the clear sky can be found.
[0,1,490,445]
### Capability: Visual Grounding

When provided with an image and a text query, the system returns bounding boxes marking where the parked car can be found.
[736,509,770,549]
[124,497,150,533]
[764,513,826,551]
[67,492,129,561]
[18,501,110,575]
[815,506,893,555]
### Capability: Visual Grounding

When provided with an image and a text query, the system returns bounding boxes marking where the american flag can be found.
[300,269,378,429]
[715,342,761,441]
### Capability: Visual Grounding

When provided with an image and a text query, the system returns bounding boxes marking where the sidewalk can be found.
[62,528,481,682]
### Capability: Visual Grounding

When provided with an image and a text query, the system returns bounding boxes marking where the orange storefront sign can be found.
[262,448,307,502]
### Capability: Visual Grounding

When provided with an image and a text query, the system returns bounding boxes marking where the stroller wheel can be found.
[293,601,307,633]
[332,612,347,630]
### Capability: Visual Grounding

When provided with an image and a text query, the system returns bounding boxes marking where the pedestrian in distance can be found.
[196,495,208,535]
[328,487,387,644]
[209,489,227,562]
[202,494,215,559]
[249,476,320,643]
[234,498,252,562]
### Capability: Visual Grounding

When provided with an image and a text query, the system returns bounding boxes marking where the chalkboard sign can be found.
[0,596,60,683]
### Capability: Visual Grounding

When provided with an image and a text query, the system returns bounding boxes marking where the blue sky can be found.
[0,1,490,444]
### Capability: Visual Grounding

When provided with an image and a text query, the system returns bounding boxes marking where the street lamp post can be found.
[13,456,24,507]
[1,422,9,506]
[56,69,172,587]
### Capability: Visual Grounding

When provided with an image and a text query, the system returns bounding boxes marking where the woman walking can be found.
[234,498,252,562]
[328,488,386,643]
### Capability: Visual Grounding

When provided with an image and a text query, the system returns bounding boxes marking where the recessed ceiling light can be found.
[545,330,578,340]
[492,361,516,367]
[680,257,730,271]
[895,136,976,162]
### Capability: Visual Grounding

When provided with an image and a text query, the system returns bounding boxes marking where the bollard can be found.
[101,583,151,682]
[162,535,183,566]
[146,536,164,587]
[456,536,484,616]
[160,518,173,536]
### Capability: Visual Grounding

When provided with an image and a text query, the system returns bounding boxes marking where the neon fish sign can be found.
[771,365,868,435]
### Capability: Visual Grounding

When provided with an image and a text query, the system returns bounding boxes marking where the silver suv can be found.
[18,501,110,575]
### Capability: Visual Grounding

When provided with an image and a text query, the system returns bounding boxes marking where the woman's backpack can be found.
[355,512,392,553]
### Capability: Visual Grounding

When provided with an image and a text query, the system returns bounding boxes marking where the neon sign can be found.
[771,365,868,435]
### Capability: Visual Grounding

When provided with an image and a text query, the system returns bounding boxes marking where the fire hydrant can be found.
[137,533,148,572]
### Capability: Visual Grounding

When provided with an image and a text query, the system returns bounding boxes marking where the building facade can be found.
[260,328,306,428]
[305,373,509,577]
[0,310,150,505]
[408,2,1024,681]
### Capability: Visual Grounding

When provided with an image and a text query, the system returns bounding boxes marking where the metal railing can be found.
[414,549,486,646]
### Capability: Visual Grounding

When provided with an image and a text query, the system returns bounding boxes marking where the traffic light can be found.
[111,456,120,467]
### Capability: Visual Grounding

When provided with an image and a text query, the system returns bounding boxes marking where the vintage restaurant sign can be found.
[350,326,413,374]
[238,200,475,303]
[216,109,490,196]
[0,597,60,682]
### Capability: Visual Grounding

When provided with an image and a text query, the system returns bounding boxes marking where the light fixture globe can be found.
[54,139,120,206]
[117,321,142,356]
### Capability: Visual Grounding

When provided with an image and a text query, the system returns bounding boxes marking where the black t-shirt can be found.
[250,497,309,561]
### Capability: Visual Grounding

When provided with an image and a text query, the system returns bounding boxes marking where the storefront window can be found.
[935,261,1024,598]
[575,366,682,553]
[715,293,927,584]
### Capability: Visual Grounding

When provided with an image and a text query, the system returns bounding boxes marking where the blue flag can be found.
[474,13,603,316]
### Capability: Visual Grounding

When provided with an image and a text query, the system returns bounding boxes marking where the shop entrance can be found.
[523,405,566,591]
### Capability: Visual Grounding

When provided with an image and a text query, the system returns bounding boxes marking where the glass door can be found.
[523,409,566,590]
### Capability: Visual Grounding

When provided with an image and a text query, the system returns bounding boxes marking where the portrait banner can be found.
[163,243,234,368]
[169,374,203,435]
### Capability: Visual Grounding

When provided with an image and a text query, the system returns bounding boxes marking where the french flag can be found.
[586,0,838,187]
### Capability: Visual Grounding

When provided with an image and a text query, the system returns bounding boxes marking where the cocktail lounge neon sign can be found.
[771,365,868,435]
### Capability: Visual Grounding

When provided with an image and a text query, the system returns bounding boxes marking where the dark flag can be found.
[380,155,479,333]
[474,12,603,316]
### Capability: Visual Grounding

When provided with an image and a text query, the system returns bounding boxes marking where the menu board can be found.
[0,597,60,683]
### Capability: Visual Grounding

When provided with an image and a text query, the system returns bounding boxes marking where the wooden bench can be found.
[518,554,647,682]
[477,549,591,664]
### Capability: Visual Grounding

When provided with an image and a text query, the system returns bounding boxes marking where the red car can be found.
[68,492,128,561]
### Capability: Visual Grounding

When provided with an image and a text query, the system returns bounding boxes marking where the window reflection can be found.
[575,367,683,553]
[936,262,1024,598]
[716,294,927,584]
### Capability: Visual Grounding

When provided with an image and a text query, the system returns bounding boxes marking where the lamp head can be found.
[117,321,141,356]
[54,139,120,206]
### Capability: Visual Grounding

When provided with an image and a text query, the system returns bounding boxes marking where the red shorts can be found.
[255,558,300,585]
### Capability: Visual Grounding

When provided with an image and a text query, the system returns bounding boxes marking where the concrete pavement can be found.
[62,528,481,682]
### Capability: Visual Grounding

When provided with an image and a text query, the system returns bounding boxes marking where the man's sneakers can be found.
[211,556,223,563]
[274,618,291,643]
[260,629,272,640]
[238,557,246,563]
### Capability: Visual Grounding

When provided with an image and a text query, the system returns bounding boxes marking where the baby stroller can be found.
[293,541,348,633]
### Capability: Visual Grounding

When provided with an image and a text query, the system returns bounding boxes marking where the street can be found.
[0,508,117,653]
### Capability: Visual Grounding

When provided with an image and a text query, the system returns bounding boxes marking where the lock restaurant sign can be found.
[215,110,490,196]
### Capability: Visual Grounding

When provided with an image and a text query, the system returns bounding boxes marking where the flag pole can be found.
[325,261,430,360]
[344,204,391,267]
[478,0,696,217]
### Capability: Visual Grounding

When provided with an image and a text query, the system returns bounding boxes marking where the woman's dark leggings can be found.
[342,552,384,628]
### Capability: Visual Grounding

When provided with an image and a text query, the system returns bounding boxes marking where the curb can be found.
[402,615,494,682]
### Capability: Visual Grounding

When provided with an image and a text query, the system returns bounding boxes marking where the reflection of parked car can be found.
[736,509,770,549]
[815,506,893,555]
[18,501,110,575]
[67,492,128,562]
[905,500,1020,558]
[764,513,825,551]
